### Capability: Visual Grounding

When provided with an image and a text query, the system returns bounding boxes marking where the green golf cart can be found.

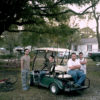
[30,48,90,94]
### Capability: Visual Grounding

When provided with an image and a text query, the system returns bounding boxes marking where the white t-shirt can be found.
[78,58,87,74]
[67,59,81,72]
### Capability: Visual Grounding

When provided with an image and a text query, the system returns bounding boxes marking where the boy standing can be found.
[78,52,87,74]
[21,49,30,90]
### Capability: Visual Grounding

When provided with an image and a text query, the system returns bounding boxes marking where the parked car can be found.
[57,52,65,58]
[88,52,100,61]
[57,51,72,58]
[13,46,24,54]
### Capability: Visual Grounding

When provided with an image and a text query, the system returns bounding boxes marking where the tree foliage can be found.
[0,0,99,54]
[80,27,96,38]
[19,24,78,48]
[0,0,98,35]
[1,31,21,54]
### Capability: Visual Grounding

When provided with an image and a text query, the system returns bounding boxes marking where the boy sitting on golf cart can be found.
[44,55,56,72]
[39,55,56,82]
[67,53,86,88]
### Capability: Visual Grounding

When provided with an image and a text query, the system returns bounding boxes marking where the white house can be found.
[71,37,98,57]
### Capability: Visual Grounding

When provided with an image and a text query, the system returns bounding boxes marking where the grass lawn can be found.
[0,59,100,100]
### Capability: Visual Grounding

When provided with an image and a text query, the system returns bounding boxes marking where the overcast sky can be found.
[68,2,100,32]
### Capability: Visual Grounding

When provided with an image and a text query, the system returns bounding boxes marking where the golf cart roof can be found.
[34,47,69,52]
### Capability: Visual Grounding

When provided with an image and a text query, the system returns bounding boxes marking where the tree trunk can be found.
[92,6,100,51]
[95,17,100,51]
[9,44,13,55]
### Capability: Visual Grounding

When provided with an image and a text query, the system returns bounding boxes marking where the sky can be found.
[68,2,100,32]
[18,2,100,32]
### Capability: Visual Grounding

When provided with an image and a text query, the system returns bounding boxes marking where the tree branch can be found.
[8,1,98,28]
[32,0,98,16]
[32,0,64,9]
[7,29,44,33]
[13,20,36,25]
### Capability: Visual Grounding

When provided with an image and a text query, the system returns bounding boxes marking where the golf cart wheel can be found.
[95,57,100,62]
[30,75,34,86]
[5,74,18,84]
[50,83,59,94]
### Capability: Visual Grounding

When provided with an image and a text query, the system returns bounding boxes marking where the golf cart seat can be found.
[45,74,72,78]
[55,65,72,79]
[57,74,72,79]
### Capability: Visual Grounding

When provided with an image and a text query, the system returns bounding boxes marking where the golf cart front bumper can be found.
[63,77,90,92]
[64,85,89,92]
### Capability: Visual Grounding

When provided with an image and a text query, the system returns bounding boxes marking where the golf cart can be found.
[30,47,90,94]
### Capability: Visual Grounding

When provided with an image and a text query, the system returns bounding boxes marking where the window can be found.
[74,45,77,51]
[87,45,92,51]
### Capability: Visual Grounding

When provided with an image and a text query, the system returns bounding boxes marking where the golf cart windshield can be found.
[32,47,69,70]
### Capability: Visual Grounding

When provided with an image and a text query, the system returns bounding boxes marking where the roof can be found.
[33,47,69,52]
[80,37,98,45]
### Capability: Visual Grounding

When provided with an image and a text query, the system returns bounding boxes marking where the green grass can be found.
[0,61,6,65]
[0,59,100,100]
[0,54,16,59]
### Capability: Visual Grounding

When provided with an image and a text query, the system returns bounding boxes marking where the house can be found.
[71,37,98,57]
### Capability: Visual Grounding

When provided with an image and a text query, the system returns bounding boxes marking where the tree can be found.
[69,0,100,50]
[92,2,100,51]
[18,24,78,48]
[65,32,81,50]
[2,31,21,54]
[20,31,39,48]
[0,0,27,35]
[80,27,95,38]
[0,35,4,45]
[0,0,98,35]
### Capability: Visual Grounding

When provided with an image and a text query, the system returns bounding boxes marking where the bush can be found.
[0,61,6,65]
[0,54,16,59]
